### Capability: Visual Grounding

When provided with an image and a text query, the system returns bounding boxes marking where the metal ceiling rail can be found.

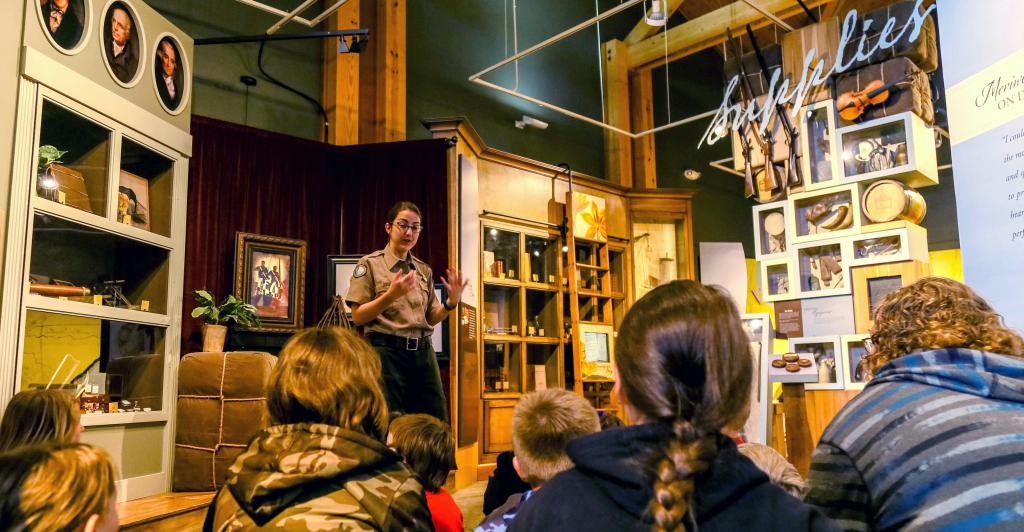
[232,0,352,34]
[741,0,795,32]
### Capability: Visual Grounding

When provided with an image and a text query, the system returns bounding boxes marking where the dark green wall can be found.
[149,0,323,140]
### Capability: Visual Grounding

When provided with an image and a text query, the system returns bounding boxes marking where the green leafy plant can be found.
[191,290,260,327]
[37,145,67,173]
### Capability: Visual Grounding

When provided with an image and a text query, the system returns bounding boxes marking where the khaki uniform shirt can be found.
[346,248,443,338]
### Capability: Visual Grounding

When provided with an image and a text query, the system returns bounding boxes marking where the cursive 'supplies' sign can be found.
[699,0,936,148]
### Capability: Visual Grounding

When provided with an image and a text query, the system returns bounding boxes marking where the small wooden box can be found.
[851,259,932,333]
[837,111,939,188]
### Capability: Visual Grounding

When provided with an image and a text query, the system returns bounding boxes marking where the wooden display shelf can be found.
[25,294,171,326]
[35,198,174,250]
[523,282,559,292]
[482,277,522,288]
[578,289,611,298]
[575,263,608,271]
[524,336,560,345]
[81,410,169,427]
[481,391,522,400]
[609,292,625,300]
[483,333,523,342]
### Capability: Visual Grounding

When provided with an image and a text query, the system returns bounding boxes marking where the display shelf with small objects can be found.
[753,200,793,259]
[788,336,845,390]
[837,111,939,188]
[788,183,863,244]
[799,99,843,192]
[760,256,798,302]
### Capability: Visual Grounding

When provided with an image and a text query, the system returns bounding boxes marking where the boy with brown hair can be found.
[388,414,462,532]
[476,388,600,532]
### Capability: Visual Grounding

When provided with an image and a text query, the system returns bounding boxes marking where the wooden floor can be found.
[451,481,487,531]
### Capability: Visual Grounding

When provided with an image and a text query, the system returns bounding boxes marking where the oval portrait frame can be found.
[152,32,190,116]
[35,0,94,56]
[98,0,146,88]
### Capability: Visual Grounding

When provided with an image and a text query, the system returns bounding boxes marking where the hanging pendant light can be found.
[645,0,667,27]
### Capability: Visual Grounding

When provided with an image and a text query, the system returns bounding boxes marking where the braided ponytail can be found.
[615,281,753,532]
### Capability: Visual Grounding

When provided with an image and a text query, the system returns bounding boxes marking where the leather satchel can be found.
[41,164,93,213]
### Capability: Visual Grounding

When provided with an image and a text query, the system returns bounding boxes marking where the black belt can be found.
[368,332,431,351]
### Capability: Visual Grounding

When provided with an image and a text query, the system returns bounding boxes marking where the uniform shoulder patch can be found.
[353,264,368,278]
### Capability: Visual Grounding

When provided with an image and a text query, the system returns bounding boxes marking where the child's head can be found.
[0,442,118,532]
[738,443,806,497]
[614,280,752,531]
[268,327,388,440]
[0,389,82,452]
[512,388,600,487]
[388,414,455,492]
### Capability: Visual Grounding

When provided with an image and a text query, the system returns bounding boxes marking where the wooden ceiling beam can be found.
[627,0,834,71]
[624,0,687,45]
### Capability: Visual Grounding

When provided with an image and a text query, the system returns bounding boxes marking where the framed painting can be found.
[118,170,150,231]
[327,254,362,312]
[234,232,307,332]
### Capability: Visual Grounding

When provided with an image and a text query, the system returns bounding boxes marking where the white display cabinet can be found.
[752,200,793,259]
[841,334,871,390]
[789,335,845,390]
[848,221,929,267]
[837,111,939,188]
[788,184,863,245]
[799,100,842,192]
[760,257,797,302]
[1,65,189,501]
[794,237,852,299]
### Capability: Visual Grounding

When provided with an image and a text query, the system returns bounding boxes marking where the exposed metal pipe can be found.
[194,29,367,46]
[710,157,746,178]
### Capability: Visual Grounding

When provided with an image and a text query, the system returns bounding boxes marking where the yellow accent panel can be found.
[929,249,964,282]
[21,312,101,390]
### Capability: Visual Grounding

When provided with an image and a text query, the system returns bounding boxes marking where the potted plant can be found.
[191,290,259,352]
[37,145,67,199]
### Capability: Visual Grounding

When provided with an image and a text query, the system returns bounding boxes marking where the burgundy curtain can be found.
[182,117,449,355]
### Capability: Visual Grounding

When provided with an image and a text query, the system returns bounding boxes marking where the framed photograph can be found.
[852,260,931,333]
[153,33,189,114]
[327,255,362,312]
[789,336,844,390]
[100,0,144,87]
[234,232,307,332]
[118,170,150,231]
[38,0,91,54]
[841,334,872,390]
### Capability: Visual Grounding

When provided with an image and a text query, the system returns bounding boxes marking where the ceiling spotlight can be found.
[645,0,667,27]
[515,115,549,130]
[683,169,701,181]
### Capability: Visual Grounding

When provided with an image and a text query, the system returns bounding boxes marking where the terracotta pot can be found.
[202,324,228,352]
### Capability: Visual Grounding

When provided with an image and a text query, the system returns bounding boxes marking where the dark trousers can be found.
[370,339,449,422]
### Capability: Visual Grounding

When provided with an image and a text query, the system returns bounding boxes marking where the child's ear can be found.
[83,513,100,532]
[512,456,524,481]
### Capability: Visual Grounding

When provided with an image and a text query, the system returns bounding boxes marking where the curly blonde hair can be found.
[867,277,1024,373]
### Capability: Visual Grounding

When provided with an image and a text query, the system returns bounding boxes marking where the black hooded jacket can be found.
[509,423,839,532]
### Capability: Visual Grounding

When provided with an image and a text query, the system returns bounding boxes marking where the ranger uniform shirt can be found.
[346,248,442,338]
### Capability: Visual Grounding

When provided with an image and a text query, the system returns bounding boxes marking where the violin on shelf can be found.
[836,75,911,122]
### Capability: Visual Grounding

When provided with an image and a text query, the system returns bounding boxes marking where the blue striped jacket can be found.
[804,348,1024,531]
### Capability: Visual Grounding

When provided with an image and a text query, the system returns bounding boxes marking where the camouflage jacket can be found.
[210,422,434,531]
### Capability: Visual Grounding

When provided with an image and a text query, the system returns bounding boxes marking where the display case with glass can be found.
[795,240,850,298]
[752,201,792,259]
[838,111,939,187]
[524,235,559,287]
[841,334,871,390]
[36,99,110,216]
[799,100,841,191]
[760,257,797,302]
[849,222,928,267]
[483,226,521,282]
[482,341,522,395]
[788,336,845,390]
[482,285,521,337]
[788,184,861,244]
[524,290,558,339]
[119,138,175,238]
[525,344,561,392]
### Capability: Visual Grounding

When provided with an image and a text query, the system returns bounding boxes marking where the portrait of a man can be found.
[155,37,184,110]
[39,0,85,50]
[103,2,139,83]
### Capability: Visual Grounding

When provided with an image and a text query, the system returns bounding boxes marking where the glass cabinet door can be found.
[119,138,175,237]
[36,99,111,216]
[524,235,559,286]
[483,227,521,281]
[483,341,522,394]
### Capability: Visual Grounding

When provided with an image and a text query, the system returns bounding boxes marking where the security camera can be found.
[515,115,549,130]
[683,169,701,181]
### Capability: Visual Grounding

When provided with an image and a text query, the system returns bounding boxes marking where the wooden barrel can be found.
[862,180,926,224]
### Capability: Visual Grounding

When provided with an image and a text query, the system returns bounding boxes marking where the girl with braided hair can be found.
[510,280,836,532]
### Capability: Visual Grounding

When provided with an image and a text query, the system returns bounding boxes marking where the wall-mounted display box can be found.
[848,221,929,267]
[837,111,939,188]
[841,334,871,391]
[789,184,862,244]
[852,259,932,333]
[760,257,797,302]
[753,200,792,259]
[799,100,842,191]
[795,238,851,298]
[789,336,845,390]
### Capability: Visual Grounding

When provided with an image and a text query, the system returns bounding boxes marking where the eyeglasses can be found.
[390,221,423,234]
